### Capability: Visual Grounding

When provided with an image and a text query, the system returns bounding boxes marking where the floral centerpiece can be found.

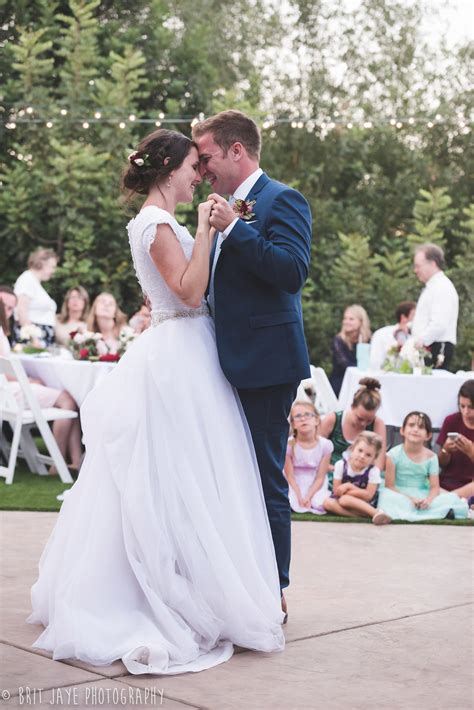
[13,324,46,354]
[383,339,432,374]
[68,326,138,362]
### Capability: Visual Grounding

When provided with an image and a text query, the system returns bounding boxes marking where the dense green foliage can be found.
[1,0,472,370]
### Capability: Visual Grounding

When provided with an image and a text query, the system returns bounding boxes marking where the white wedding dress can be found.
[28,206,285,675]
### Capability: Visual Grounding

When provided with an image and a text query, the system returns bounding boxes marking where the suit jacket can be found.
[211,172,312,388]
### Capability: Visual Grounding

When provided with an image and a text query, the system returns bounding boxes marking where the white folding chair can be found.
[310,365,339,415]
[0,356,76,484]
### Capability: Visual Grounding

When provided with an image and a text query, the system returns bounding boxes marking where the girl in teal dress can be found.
[378,411,468,522]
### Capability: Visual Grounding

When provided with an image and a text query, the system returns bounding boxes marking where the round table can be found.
[338,367,474,428]
[19,354,116,406]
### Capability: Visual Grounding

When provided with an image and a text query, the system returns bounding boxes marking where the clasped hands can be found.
[199,193,236,233]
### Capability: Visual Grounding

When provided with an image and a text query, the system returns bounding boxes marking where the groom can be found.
[193,111,312,614]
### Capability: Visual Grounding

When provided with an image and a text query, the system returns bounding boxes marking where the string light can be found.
[2,106,470,132]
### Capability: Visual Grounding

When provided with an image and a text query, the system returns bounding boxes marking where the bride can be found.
[27,129,285,675]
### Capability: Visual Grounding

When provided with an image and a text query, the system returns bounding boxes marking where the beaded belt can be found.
[151,304,210,326]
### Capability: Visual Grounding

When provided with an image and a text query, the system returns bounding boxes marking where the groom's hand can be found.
[208,193,236,232]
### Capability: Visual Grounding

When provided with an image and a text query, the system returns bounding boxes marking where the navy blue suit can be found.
[211,172,312,589]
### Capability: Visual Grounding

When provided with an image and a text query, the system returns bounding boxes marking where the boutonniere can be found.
[233,198,256,221]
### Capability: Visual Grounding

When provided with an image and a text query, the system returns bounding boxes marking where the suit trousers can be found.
[238,382,299,590]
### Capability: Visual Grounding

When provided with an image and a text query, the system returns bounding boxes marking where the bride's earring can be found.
[167,175,172,189]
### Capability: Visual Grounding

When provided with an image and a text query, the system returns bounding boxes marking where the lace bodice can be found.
[127,206,206,318]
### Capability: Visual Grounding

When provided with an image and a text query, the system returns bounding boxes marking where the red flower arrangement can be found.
[233,198,256,220]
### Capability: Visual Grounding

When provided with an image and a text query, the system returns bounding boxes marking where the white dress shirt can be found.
[369,324,398,370]
[14,270,57,326]
[208,168,263,316]
[411,270,459,345]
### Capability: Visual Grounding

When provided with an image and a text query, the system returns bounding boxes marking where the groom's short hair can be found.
[192,110,261,160]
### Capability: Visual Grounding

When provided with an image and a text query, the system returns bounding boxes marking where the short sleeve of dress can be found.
[388,444,402,466]
[333,459,344,480]
[321,436,334,457]
[427,454,440,476]
[368,466,382,484]
[141,208,182,253]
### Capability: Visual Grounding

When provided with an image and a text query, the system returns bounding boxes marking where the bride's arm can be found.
[148,201,214,308]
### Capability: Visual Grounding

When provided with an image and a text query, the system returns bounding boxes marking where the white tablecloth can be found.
[19,355,115,406]
[338,367,474,428]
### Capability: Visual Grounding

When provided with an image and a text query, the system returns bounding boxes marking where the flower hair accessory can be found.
[233,198,256,220]
[128,151,152,168]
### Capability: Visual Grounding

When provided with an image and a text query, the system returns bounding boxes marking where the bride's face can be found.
[172,147,202,203]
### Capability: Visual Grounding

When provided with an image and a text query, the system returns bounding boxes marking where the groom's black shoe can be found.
[281,593,288,624]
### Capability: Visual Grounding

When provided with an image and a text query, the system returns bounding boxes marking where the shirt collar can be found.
[425,270,444,287]
[231,168,263,202]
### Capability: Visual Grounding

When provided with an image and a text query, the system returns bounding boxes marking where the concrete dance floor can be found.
[1,512,472,709]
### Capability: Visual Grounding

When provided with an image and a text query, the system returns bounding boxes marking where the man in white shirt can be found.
[412,243,459,369]
[369,300,416,370]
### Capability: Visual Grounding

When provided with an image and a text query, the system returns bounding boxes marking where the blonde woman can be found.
[329,304,371,396]
[14,248,58,347]
[86,292,127,353]
[55,286,90,346]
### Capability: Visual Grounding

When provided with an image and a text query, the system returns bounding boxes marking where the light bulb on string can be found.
[60,109,68,116]
[26,107,33,114]
[190,117,199,128]
[129,114,136,122]
[155,120,161,127]
[82,121,90,129]
[46,121,53,128]
[94,111,101,119]
[119,121,126,129]
[427,121,434,128]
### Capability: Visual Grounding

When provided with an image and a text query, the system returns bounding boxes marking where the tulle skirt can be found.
[28,314,284,674]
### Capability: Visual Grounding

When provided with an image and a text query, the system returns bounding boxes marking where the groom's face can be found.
[195,132,237,196]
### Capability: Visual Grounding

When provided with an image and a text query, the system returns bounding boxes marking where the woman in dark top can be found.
[320,377,387,489]
[437,380,474,490]
[330,304,371,397]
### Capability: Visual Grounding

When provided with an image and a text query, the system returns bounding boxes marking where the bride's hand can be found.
[197,199,215,231]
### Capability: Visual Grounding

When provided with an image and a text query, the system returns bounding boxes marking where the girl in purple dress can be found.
[323,431,391,524]
[284,402,333,514]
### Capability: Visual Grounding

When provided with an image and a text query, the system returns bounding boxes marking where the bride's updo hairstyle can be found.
[351,377,382,411]
[122,129,196,196]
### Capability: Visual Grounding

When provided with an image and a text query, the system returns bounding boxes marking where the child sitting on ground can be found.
[377,411,469,521]
[323,431,391,525]
[284,401,333,514]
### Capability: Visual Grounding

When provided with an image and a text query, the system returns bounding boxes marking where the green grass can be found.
[1,464,472,524]
[0,462,74,512]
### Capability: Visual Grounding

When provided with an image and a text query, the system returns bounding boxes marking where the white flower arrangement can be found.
[118,326,138,354]
[383,337,432,374]
[19,324,43,343]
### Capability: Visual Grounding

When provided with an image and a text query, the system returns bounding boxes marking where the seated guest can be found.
[320,377,386,488]
[369,301,416,370]
[284,401,333,514]
[329,304,371,397]
[437,380,474,491]
[0,290,82,472]
[378,412,468,521]
[14,248,58,347]
[129,300,151,334]
[55,286,90,345]
[323,432,390,524]
[86,292,127,353]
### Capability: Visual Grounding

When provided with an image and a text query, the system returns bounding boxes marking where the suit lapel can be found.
[244,172,270,203]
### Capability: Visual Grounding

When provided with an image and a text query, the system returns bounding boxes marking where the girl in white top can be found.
[323,431,391,524]
[0,289,82,472]
[14,248,58,347]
